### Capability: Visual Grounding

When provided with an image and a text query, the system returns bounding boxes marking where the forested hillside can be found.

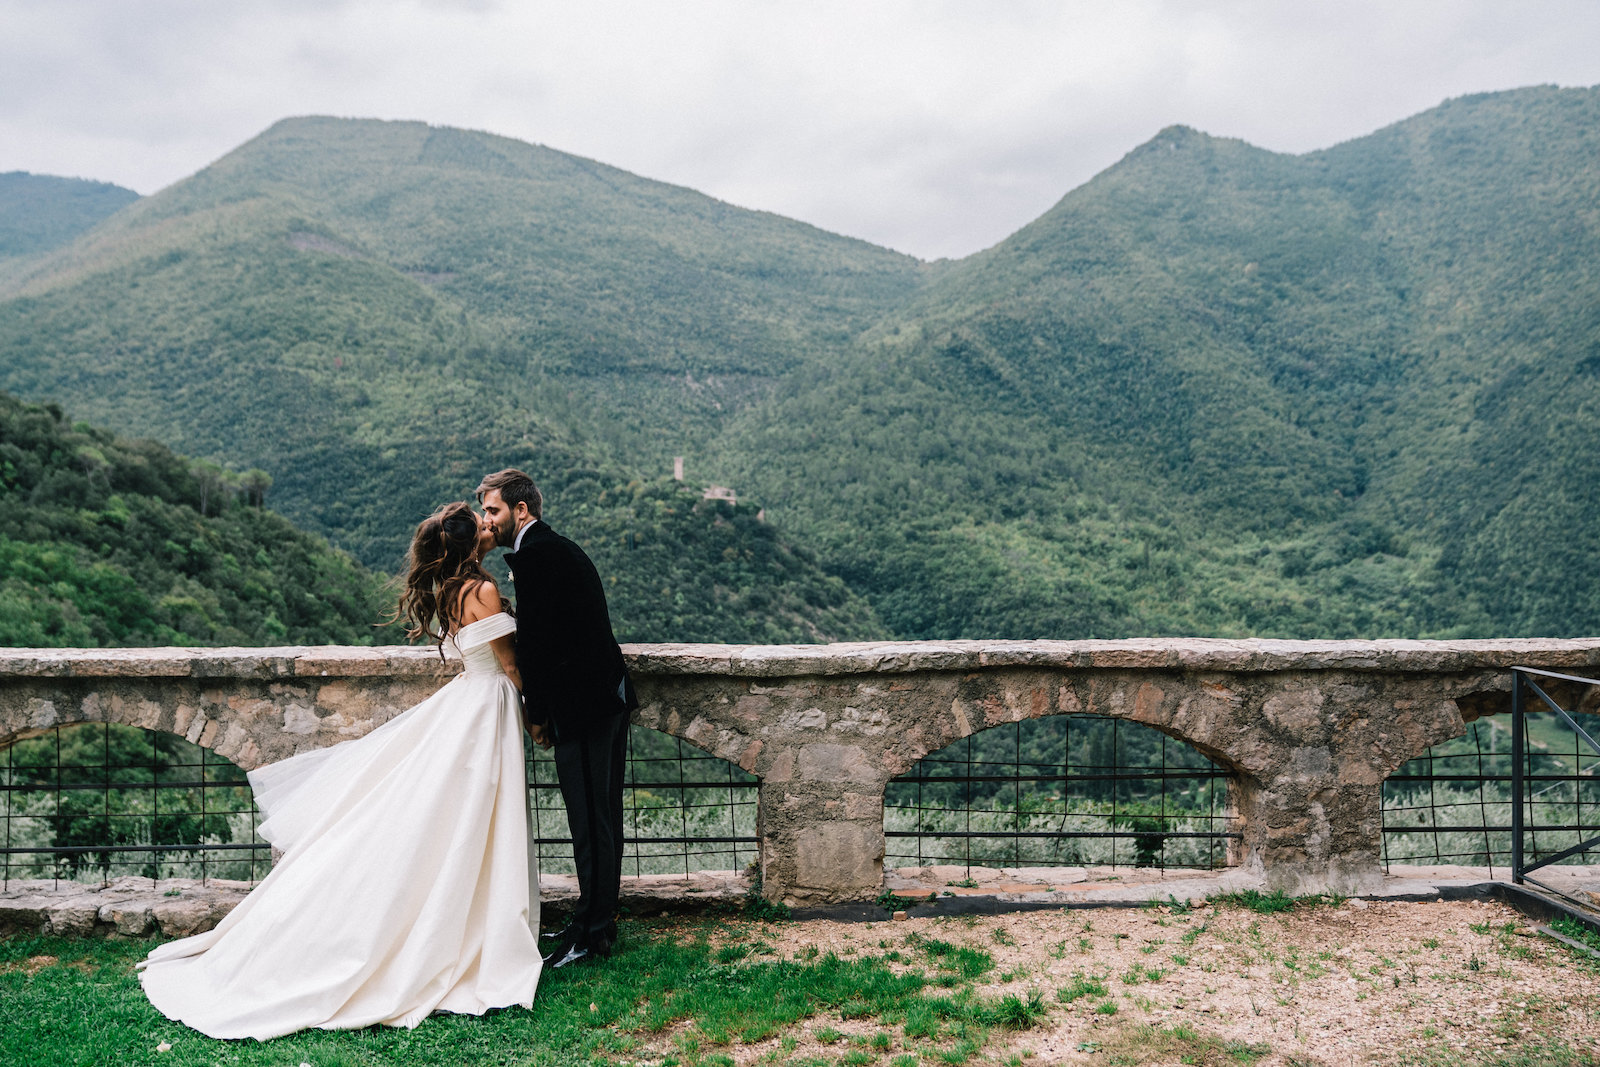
[713,86,1600,638]
[0,392,389,646]
[0,117,925,569]
[1,86,1596,642]
[0,172,138,260]
[0,172,139,291]
[0,392,885,646]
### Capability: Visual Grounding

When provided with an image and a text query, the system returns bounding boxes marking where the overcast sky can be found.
[4,1,1598,260]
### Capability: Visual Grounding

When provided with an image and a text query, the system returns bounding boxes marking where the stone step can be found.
[0,870,751,939]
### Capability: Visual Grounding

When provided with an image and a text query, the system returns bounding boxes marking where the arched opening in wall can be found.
[1381,719,1513,873]
[1381,688,1600,877]
[526,726,758,877]
[885,715,1236,872]
[1,724,267,889]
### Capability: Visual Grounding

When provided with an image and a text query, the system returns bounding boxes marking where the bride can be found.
[139,502,543,1040]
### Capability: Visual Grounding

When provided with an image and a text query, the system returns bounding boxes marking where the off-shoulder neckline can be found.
[449,612,514,639]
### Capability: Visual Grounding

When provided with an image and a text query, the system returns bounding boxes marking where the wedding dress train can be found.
[139,612,542,1040]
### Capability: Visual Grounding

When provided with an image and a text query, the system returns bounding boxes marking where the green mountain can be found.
[2,86,1597,642]
[0,172,139,260]
[0,172,139,291]
[0,117,924,567]
[712,85,1600,638]
[0,391,388,646]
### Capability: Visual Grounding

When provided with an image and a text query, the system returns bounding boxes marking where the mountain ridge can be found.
[3,85,1597,640]
[706,84,1600,638]
[0,172,140,292]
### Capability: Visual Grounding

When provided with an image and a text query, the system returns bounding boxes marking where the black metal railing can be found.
[1,723,266,887]
[1381,717,1514,873]
[885,714,1239,872]
[1379,669,1600,896]
[2,723,759,889]
[529,727,758,878]
[1511,666,1600,909]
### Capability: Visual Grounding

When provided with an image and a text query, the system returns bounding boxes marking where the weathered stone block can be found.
[797,743,881,785]
[0,903,47,937]
[46,904,100,937]
[1262,688,1326,736]
[47,908,100,940]
[791,823,883,895]
[101,902,155,937]
[152,898,229,938]
[842,792,882,819]
[777,707,827,731]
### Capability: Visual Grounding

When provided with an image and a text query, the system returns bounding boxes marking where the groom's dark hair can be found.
[476,468,543,519]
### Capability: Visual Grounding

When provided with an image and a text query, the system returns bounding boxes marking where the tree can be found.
[239,469,273,508]
[191,460,235,518]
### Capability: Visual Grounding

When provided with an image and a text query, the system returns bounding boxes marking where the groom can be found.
[477,468,637,968]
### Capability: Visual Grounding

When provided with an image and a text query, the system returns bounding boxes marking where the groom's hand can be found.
[528,721,552,749]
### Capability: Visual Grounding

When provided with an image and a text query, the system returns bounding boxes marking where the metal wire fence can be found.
[0,723,266,888]
[1379,699,1600,875]
[528,727,758,878]
[884,714,1238,871]
[1,722,758,889]
[14,689,1593,891]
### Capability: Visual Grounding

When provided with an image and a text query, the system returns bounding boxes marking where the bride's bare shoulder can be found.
[457,580,504,626]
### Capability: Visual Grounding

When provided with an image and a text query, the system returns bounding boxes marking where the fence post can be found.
[1510,668,1524,884]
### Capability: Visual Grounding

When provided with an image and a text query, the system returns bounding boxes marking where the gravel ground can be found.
[692,897,1600,1066]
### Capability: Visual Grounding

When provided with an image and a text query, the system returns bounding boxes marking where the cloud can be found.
[2,0,1597,258]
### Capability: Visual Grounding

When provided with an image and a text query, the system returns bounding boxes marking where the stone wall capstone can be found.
[4,638,1599,904]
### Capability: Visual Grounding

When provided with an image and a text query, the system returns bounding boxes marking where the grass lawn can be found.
[7,898,1600,1066]
[0,914,1042,1067]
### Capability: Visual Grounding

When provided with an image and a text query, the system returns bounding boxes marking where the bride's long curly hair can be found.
[396,502,508,650]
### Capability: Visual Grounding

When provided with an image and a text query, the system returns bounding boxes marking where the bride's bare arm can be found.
[490,634,522,692]
[459,582,522,690]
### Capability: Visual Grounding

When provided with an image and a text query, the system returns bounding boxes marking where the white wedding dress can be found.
[139,612,542,1041]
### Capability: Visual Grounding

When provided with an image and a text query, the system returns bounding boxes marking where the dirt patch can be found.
[1,952,95,977]
[691,898,1600,1066]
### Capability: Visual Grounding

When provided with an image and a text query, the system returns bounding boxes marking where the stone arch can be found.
[1382,674,1600,871]
[522,719,761,877]
[861,667,1253,781]
[884,707,1238,872]
[626,685,767,880]
[1,719,266,883]
[0,672,449,771]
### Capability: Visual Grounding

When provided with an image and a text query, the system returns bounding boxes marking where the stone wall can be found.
[4,639,1599,904]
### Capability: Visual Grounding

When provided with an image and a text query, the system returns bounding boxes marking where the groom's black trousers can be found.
[552,712,627,949]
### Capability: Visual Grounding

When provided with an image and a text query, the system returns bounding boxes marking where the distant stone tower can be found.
[673,456,684,481]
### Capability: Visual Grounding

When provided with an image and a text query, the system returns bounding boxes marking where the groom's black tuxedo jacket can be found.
[505,520,637,740]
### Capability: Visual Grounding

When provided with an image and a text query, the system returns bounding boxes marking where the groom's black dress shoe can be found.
[543,929,615,969]
[545,941,594,969]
